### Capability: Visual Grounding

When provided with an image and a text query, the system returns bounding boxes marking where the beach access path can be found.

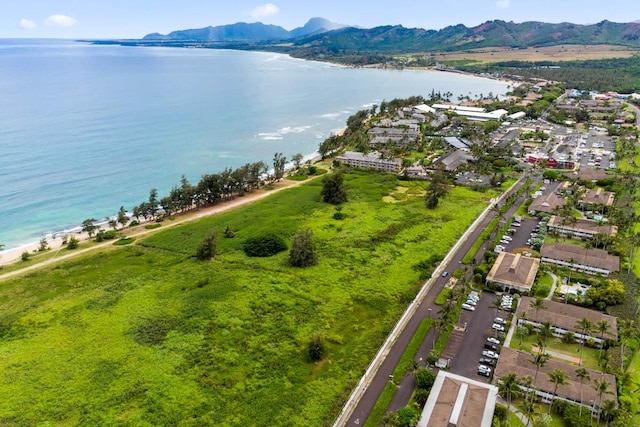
[0,176,313,280]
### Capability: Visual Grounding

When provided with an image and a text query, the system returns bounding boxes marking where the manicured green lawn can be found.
[513,334,601,371]
[0,170,496,426]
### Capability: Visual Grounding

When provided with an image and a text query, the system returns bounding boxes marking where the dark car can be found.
[484,343,499,351]
[479,357,496,366]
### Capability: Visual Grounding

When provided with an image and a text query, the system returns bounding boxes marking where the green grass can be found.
[0,170,496,426]
[462,217,499,264]
[365,318,434,427]
[435,288,452,305]
[531,272,554,298]
[513,334,601,370]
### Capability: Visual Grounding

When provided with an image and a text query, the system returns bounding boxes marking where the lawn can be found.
[513,334,602,371]
[0,170,496,426]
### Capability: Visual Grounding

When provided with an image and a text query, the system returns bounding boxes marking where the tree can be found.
[593,378,612,425]
[117,206,129,229]
[596,319,610,365]
[540,321,554,346]
[147,188,159,219]
[67,236,79,249]
[499,372,522,425]
[82,218,98,238]
[38,237,48,252]
[272,152,286,181]
[289,228,318,267]
[530,298,546,337]
[600,399,618,426]
[575,367,590,417]
[529,351,550,402]
[195,232,217,261]
[575,317,594,366]
[415,368,436,390]
[546,369,569,414]
[308,334,325,361]
[321,170,348,204]
[425,166,448,209]
[292,153,304,169]
[395,406,420,427]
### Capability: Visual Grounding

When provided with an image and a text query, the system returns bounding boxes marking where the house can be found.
[416,371,498,427]
[578,188,615,211]
[540,243,620,277]
[494,347,616,414]
[433,150,474,172]
[528,192,566,215]
[367,127,421,148]
[485,253,540,293]
[335,151,402,173]
[431,104,508,122]
[570,168,610,182]
[546,216,617,239]
[444,137,471,151]
[516,296,618,345]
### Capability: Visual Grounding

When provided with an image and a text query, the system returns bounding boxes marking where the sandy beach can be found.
[0,175,313,272]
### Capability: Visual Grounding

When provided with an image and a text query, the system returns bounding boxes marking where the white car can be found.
[492,323,505,332]
[482,350,499,359]
[465,299,477,306]
[487,337,500,345]
[462,304,475,311]
[494,317,506,325]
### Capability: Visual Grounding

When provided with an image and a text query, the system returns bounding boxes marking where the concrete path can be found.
[532,345,581,364]
[545,271,558,300]
[496,396,532,426]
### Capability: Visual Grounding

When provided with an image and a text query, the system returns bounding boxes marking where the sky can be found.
[3,0,639,39]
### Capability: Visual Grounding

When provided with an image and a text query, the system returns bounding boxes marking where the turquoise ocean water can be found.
[0,39,508,251]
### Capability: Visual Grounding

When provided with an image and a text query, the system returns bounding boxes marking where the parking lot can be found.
[576,132,615,170]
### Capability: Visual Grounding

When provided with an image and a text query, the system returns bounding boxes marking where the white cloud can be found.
[250,3,279,19]
[496,0,511,8]
[19,19,37,30]
[45,14,78,27]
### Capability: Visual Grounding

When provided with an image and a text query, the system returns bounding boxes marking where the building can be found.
[578,188,615,211]
[416,371,498,427]
[540,243,620,277]
[434,150,474,171]
[335,151,402,173]
[528,192,566,215]
[507,111,526,121]
[431,104,508,122]
[494,347,616,414]
[485,253,540,293]
[516,296,618,344]
[367,127,421,147]
[546,216,618,239]
[444,137,471,151]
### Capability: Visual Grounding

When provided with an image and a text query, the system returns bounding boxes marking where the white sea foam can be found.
[319,113,342,119]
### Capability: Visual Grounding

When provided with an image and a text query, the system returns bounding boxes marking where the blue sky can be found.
[3,0,638,39]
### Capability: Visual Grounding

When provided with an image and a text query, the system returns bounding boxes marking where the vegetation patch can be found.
[243,233,288,257]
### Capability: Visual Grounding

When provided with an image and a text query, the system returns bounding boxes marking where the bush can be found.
[308,334,325,362]
[493,403,508,421]
[196,232,217,261]
[243,234,287,257]
[562,331,576,344]
[144,224,161,230]
[413,389,430,408]
[21,251,30,261]
[129,220,140,227]
[289,229,318,267]
[415,368,436,390]
[67,237,79,249]
[113,238,134,246]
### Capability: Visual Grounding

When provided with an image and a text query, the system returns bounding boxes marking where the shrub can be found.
[102,230,117,240]
[196,232,217,261]
[129,220,140,227]
[144,224,161,230]
[562,331,576,344]
[289,229,318,267]
[113,238,134,246]
[243,234,287,257]
[308,334,325,362]
[493,403,508,421]
[413,389,430,408]
[67,237,79,249]
[415,368,436,390]
[21,251,30,261]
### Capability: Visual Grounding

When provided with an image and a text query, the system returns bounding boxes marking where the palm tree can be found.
[490,298,503,317]
[596,319,610,365]
[575,367,591,417]
[530,298,546,337]
[575,317,595,366]
[547,369,569,414]
[521,393,536,427]
[593,378,612,425]
[600,399,619,427]
[618,319,636,372]
[540,321,554,347]
[527,351,550,402]
[498,372,522,426]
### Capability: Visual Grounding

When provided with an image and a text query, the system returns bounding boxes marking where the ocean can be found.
[0,39,509,251]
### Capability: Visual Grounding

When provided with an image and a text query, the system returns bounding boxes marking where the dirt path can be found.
[0,176,315,281]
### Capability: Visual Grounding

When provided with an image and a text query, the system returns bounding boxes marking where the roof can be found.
[571,168,611,181]
[444,137,470,150]
[494,347,617,406]
[336,151,402,165]
[367,127,420,138]
[417,371,497,427]
[486,253,540,292]
[508,111,527,120]
[435,150,474,171]
[528,192,566,214]
[414,104,436,114]
[540,242,620,274]
[432,104,486,113]
[547,215,617,236]
[580,188,615,207]
[517,296,618,340]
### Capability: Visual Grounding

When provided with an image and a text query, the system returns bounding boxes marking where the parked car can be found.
[479,357,496,366]
[484,343,499,351]
[478,365,491,377]
[482,350,499,359]
[441,271,448,277]
[462,304,475,311]
[465,299,477,306]
[494,317,506,325]
[492,323,505,332]
[502,236,512,241]
[486,337,500,345]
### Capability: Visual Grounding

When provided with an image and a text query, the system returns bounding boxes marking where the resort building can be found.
[443,137,471,151]
[431,104,508,122]
[578,188,615,211]
[528,192,566,215]
[433,150,474,172]
[516,296,618,345]
[367,127,421,148]
[546,216,618,239]
[485,253,540,293]
[540,243,620,277]
[494,348,617,415]
[335,151,402,173]
[417,371,498,427]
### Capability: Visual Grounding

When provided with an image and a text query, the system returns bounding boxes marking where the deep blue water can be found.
[0,39,508,250]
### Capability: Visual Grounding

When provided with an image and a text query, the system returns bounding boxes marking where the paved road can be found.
[340,176,537,426]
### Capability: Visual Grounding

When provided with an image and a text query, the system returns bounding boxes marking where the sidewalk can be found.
[496,396,531,426]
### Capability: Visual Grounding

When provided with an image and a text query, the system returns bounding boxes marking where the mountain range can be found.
[143,17,347,41]
[141,18,640,53]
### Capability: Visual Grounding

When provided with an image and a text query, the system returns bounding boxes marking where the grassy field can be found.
[431,44,639,64]
[513,334,601,371]
[0,170,496,426]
